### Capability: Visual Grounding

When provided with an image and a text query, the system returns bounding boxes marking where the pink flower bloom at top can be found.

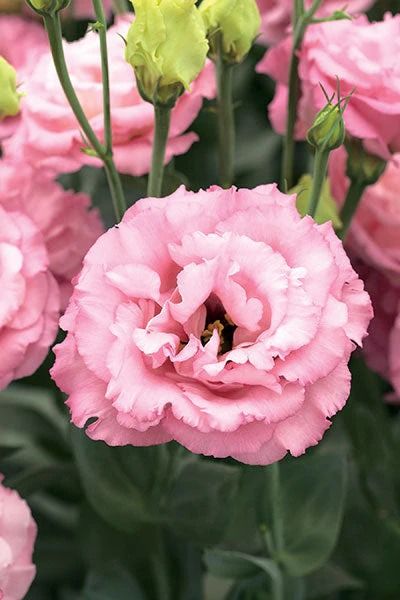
[258,14,400,158]
[0,477,37,600]
[352,258,400,400]
[5,15,215,177]
[0,161,103,309]
[256,0,373,46]
[51,185,372,465]
[329,147,400,283]
[0,15,47,141]
[0,201,59,390]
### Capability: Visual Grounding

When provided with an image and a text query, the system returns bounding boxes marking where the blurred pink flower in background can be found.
[0,477,37,600]
[0,15,47,141]
[352,259,400,399]
[0,161,103,309]
[52,185,372,465]
[0,199,59,389]
[5,16,215,177]
[258,14,400,158]
[329,147,400,284]
[256,0,373,45]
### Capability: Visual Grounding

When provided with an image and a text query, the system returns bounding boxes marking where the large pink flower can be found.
[51,185,372,465]
[0,477,37,600]
[256,0,373,46]
[0,201,59,389]
[0,161,103,308]
[258,14,400,158]
[353,259,400,399]
[0,15,47,141]
[329,147,400,283]
[5,15,215,177]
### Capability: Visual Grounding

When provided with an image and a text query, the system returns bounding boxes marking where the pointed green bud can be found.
[0,57,21,120]
[307,102,345,152]
[125,0,209,107]
[291,174,342,230]
[345,138,386,186]
[200,0,261,64]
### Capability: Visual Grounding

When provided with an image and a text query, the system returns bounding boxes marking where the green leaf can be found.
[305,562,364,598]
[264,451,348,577]
[80,566,145,599]
[165,457,240,545]
[0,384,68,451]
[204,549,280,582]
[292,174,342,228]
[71,427,153,532]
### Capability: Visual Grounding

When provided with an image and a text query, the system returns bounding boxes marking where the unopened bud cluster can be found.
[345,138,387,185]
[125,0,208,107]
[26,0,69,14]
[307,102,345,152]
[0,57,21,119]
[200,0,261,64]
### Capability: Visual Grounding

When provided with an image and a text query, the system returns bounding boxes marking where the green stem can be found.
[148,105,171,198]
[281,0,324,190]
[93,0,112,154]
[216,49,235,188]
[308,148,329,217]
[271,462,284,559]
[112,0,129,13]
[43,12,126,221]
[104,156,127,221]
[338,177,367,241]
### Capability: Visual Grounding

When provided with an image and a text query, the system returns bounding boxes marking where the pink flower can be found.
[352,259,400,399]
[329,147,400,283]
[0,477,37,600]
[0,202,59,390]
[0,15,47,74]
[258,14,400,158]
[0,16,47,141]
[51,185,372,465]
[67,0,113,18]
[256,0,373,45]
[0,161,103,309]
[5,16,215,177]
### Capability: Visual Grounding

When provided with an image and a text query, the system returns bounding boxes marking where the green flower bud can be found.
[200,0,261,64]
[345,138,386,186]
[27,0,69,14]
[307,102,345,152]
[291,174,342,230]
[126,0,209,107]
[0,57,21,120]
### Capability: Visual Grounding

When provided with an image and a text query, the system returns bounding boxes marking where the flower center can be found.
[201,295,237,354]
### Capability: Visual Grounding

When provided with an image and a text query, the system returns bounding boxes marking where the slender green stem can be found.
[43,12,126,221]
[281,0,324,190]
[104,156,128,221]
[112,0,129,13]
[271,571,284,600]
[93,0,112,154]
[308,148,329,217]
[148,105,171,198]
[338,177,367,241]
[216,48,235,188]
[43,13,104,155]
[271,462,284,559]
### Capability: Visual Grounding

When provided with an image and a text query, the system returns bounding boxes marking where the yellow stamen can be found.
[201,319,225,346]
